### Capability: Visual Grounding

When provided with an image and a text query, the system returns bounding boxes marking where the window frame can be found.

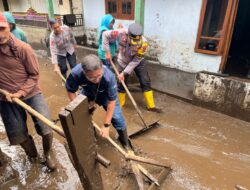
[105,0,135,20]
[195,0,234,55]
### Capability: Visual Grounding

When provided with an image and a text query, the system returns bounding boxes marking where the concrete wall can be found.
[0,1,4,12]
[58,0,83,15]
[193,73,250,122]
[6,0,70,15]
[82,0,134,47]
[57,0,70,15]
[72,0,83,14]
[19,25,47,43]
[19,24,84,47]
[8,0,30,12]
[82,0,104,47]
[144,0,222,73]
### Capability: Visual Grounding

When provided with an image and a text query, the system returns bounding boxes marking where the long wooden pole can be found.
[0,89,65,137]
[57,72,66,83]
[109,59,148,128]
[92,121,169,168]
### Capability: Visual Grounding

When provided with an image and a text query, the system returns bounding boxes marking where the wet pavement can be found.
[0,54,250,190]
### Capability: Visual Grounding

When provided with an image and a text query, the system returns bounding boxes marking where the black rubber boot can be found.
[20,135,38,162]
[42,133,57,171]
[117,128,132,150]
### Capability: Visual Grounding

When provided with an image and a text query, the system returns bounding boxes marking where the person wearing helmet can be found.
[102,23,162,113]
[65,54,131,149]
[3,12,28,43]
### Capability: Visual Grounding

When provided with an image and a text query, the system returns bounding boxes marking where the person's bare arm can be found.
[100,100,116,138]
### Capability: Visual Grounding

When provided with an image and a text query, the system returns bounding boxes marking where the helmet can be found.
[128,23,143,46]
[128,23,142,38]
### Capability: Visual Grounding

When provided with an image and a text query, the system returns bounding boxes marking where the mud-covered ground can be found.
[0,54,250,190]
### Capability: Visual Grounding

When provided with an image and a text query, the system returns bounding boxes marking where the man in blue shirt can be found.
[66,54,130,148]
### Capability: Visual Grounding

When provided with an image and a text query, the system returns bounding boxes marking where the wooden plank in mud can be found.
[148,167,172,190]
[59,95,103,190]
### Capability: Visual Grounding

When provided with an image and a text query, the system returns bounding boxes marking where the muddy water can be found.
[1,55,250,190]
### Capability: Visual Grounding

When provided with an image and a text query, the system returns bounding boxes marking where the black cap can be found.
[128,23,142,38]
[48,18,57,25]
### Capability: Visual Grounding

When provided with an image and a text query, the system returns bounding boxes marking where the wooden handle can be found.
[0,88,65,137]
[109,59,141,113]
[108,59,150,129]
[57,72,66,83]
[92,121,169,168]
[92,121,127,156]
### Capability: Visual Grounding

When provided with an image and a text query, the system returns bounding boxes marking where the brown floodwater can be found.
[0,54,250,190]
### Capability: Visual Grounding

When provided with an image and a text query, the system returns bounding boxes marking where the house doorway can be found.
[224,0,250,78]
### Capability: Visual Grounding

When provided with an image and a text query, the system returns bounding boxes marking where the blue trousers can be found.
[0,93,52,145]
[101,98,126,131]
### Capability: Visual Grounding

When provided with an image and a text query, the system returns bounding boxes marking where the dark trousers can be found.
[57,52,77,78]
[118,60,151,93]
[101,57,115,73]
[0,93,52,145]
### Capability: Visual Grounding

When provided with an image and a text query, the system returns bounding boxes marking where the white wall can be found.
[83,0,105,28]
[8,0,30,12]
[0,1,4,12]
[7,0,61,14]
[8,0,48,13]
[144,0,222,73]
[83,0,134,46]
[56,0,70,15]
[83,0,134,28]
[72,0,83,14]
[83,0,221,73]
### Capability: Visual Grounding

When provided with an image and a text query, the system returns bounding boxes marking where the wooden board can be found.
[59,95,103,190]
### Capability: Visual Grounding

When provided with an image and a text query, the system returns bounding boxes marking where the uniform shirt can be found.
[0,35,41,101]
[50,25,77,64]
[102,29,148,75]
[101,28,127,60]
[66,64,117,106]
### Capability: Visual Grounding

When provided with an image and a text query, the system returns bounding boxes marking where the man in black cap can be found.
[101,23,162,112]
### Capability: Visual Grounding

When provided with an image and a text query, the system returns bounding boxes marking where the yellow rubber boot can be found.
[143,91,155,109]
[118,93,126,107]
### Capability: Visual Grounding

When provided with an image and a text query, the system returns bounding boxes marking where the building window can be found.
[59,0,63,5]
[105,0,135,20]
[195,0,234,55]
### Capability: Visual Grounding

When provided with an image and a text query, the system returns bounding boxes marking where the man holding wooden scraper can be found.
[0,13,56,171]
[102,23,163,113]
